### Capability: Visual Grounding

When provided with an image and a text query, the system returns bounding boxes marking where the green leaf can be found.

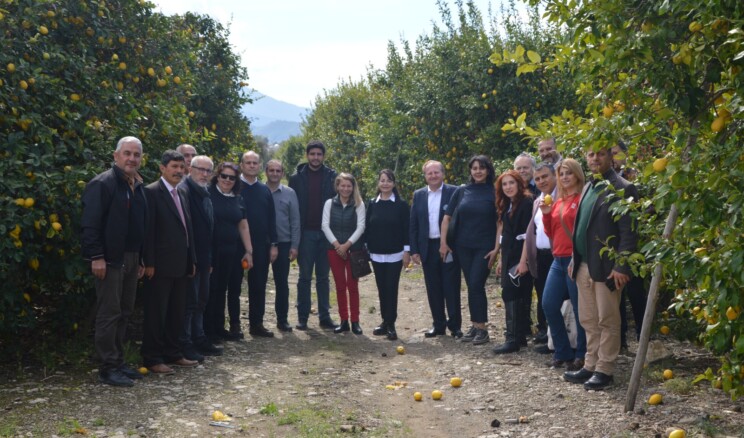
[516,64,539,76]
[515,45,525,59]
[526,50,541,63]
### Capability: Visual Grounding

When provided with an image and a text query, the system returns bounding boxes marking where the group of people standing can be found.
[82,136,639,392]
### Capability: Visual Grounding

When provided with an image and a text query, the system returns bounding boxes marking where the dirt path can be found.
[1,265,743,437]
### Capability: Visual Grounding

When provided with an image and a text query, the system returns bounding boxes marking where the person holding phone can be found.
[563,147,638,391]
[440,156,497,345]
[539,159,587,370]
[491,170,534,354]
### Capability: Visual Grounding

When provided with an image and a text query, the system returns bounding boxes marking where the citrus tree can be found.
[0,0,252,358]
[493,0,744,397]
[298,0,576,198]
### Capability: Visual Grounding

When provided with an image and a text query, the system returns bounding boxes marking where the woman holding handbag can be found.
[492,169,534,354]
[366,169,411,341]
[540,158,587,370]
[322,173,366,335]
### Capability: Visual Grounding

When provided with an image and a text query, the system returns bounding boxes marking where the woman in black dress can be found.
[492,169,534,354]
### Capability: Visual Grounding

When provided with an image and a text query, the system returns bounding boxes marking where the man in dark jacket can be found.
[288,140,338,330]
[178,153,221,358]
[564,146,639,390]
[81,136,148,387]
[409,160,462,338]
[142,150,199,374]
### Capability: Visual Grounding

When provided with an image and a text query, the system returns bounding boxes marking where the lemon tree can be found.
[0,0,252,355]
[493,0,744,398]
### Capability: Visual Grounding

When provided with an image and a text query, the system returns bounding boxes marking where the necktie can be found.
[171,188,187,237]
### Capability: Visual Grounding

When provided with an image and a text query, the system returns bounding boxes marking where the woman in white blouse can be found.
[322,173,366,334]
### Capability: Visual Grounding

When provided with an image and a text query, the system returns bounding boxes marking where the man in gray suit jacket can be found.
[564,146,638,390]
[410,160,462,338]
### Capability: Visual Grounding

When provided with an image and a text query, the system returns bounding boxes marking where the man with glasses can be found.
[179,155,222,358]
[239,151,279,338]
[176,144,197,175]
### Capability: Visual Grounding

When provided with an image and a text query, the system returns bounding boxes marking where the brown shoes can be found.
[170,358,199,368]
[148,364,175,374]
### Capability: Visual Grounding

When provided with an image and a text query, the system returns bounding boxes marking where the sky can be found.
[154,0,510,108]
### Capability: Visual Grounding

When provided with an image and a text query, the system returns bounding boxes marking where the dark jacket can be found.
[288,162,337,228]
[500,196,534,279]
[81,164,147,265]
[571,169,639,281]
[240,179,277,248]
[143,179,196,277]
[365,196,410,255]
[409,184,458,264]
[179,176,213,269]
[326,196,364,251]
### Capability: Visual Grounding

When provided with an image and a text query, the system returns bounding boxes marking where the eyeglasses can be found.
[191,165,212,174]
[219,173,237,181]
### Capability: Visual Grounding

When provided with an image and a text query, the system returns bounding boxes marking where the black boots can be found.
[334,320,350,334]
[492,300,520,354]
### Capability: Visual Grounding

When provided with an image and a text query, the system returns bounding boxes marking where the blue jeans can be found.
[542,256,587,360]
[297,230,331,322]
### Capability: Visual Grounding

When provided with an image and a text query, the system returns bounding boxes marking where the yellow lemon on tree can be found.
[648,393,663,405]
[659,325,670,335]
[726,306,739,321]
[396,345,405,355]
[7,63,16,73]
[688,21,702,33]
[24,198,35,208]
[543,194,553,206]
[602,105,614,118]
[431,390,443,400]
[20,80,28,90]
[52,222,63,231]
[413,392,422,401]
[694,247,707,257]
[28,258,39,271]
[173,76,181,84]
[23,293,31,303]
[15,198,25,206]
[147,67,155,77]
[669,429,686,438]
[71,93,81,101]
[164,66,172,74]
[39,25,49,35]
[663,369,674,380]
[711,117,726,133]
[450,377,462,388]
[653,157,668,173]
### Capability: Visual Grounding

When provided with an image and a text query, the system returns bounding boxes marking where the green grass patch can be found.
[260,402,279,416]
[663,377,695,395]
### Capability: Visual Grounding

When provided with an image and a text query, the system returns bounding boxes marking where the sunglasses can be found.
[219,173,237,181]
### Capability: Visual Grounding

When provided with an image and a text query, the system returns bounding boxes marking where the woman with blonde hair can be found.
[322,173,366,334]
[540,158,587,370]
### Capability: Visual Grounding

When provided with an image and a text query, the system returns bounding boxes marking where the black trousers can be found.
[247,243,271,327]
[206,244,241,337]
[621,276,647,344]
[141,275,188,366]
[533,249,553,332]
[271,242,291,324]
[422,239,462,332]
[372,260,403,325]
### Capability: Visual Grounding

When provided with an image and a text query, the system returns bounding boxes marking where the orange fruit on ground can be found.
[663,369,674,380]
[450,377,462,387]
[669,429,686,438]
[396,346,405,355]
[138,367,148,375]
[431,390,443,400]
[659,325,670,335]
[413,392,422,401]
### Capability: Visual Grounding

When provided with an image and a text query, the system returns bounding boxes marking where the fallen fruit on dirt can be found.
[669,429,686,438]
[138,367,148,375]
[413,392,422,401]
[396,346,405,355]
[212,410,228,421]
[648,393,663,405]
[659,325,670,335]
[450,377,462,387]
[663,369,674,380]
[431,390,443,400]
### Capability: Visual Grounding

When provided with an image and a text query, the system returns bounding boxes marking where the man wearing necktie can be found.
[142,150,198,374]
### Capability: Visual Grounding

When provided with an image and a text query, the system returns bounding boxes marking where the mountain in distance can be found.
[242,92,309,144]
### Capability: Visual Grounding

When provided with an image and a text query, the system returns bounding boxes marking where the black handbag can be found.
[349,248,372,279]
